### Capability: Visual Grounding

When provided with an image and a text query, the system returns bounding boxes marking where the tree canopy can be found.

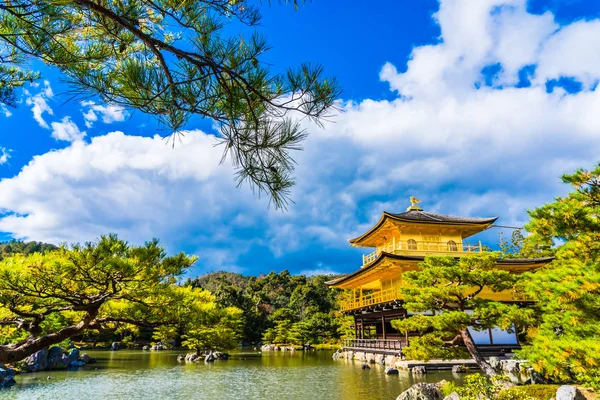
[0,0,341,207]
[0,234,241,363]
[517,164,600,388]
[188,270,350,345]
[392,253,536,377]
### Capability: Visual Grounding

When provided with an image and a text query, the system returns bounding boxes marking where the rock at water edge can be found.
[47,346,67,369]
[24,349,49,372]
[396,382,445,400]
[411,366,426,374]
[451,365,466,373]
[555,385,586,400]
[68,348,80,364]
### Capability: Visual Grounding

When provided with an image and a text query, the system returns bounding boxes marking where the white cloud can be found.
[1,0,600,274]
[81,101,128,128]
[25,81,54,129]
[0,130,258,248]
[0,148,10,165]
[261,0,600,258]
[50,116,86,142]
[0,104,12,117]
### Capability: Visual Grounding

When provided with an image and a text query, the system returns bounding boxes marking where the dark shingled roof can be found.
[388,210,498,225]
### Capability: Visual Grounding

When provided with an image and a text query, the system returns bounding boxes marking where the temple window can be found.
[447,240,458,251]
[407,239,417,250]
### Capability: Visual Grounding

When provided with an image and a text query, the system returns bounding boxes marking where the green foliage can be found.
[181,305,243,352]
[454,374,533,400]
[152,325,178,344]
[0,61,38,107]
[0,240,57,261]
[498,385,560,400]
[518,163,600,388]
[0,0,341,207]
[189,270,345,345]
[399,334,468,361]
[394,253,535,372]
[455,374,502,400]
[0,234,238,362]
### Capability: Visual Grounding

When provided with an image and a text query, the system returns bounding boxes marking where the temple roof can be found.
[325,252,554,288]
[387,210,498,225]
[349,210,498,246]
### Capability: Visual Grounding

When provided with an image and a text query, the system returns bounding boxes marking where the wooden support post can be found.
[354,316,358,339]
[360,319,364,339]
[382,315,386,340]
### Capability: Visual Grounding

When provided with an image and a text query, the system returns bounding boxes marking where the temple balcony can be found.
[361,238,484,266]
[338,282,527,312]
[338,285,403,312]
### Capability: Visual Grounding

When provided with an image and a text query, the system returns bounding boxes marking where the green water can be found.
[2,350,464,399]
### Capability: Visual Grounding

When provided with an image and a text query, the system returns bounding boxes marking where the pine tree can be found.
[0,0,340,207]
[391,253,536,377]
[519,164,600,388]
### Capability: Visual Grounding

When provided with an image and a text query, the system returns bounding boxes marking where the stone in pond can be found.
[385,367,399,375]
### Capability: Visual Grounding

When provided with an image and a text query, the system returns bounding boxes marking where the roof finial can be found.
[407,196,423,211]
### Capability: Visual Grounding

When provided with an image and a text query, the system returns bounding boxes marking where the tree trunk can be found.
[459,328,497,378]
[0,310,98,364]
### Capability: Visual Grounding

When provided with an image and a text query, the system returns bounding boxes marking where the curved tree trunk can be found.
[459,328,497,378]
[0,310,98,364]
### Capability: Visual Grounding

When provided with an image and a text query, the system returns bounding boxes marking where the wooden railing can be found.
[362,239,484,266]
[342,339,403,352]
[338,285,403,311]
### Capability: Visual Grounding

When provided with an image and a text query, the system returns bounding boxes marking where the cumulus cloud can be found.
[0,130,260,252]
[1,0,600,274]
[25,81,54,129]
[262,0,600,262]
[50,116,86,142]
[81,101,128,128]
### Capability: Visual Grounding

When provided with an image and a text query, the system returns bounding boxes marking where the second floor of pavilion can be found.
[350,199,498,267]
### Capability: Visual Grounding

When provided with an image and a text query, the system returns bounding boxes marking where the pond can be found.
[3,350,465,400]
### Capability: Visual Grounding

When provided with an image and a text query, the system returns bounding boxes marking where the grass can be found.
[498,384,559,400]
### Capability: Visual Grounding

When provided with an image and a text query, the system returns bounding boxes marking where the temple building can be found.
[326,199,553,356]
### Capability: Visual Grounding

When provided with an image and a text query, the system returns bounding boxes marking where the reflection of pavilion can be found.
[326,200,553,356]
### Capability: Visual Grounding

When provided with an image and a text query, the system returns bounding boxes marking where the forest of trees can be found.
[0,240,57,260]
[187,271,352,345]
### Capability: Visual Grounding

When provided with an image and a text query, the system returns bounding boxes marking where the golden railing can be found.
[338,285,403,312]
[362,239,483,266]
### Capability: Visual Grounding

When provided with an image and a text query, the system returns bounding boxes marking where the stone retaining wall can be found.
[332,350,403,368]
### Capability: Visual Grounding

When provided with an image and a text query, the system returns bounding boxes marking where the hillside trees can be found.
[189,270,347,345]
[0,234,240,363]
[0,0,340,207]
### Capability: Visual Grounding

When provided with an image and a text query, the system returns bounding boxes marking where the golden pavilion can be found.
[326,199,553,354]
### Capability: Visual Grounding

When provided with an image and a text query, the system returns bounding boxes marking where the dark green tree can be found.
[518,164,600,388]
[391,253,536,377]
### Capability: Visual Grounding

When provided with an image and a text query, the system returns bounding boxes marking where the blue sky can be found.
[1,0,600,277]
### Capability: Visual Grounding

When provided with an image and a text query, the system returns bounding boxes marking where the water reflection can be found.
[5,350,465,400]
